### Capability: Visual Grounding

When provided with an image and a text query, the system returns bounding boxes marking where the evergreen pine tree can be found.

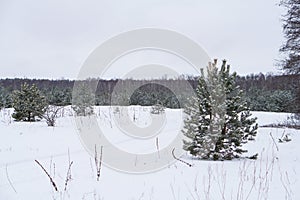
[12,83,48,121]
[182,60,258,160]
[0,87,6,109]
[280,0,300,74]
[47,87,71,106]
[151,101,165,114]
[0,86,11,109]
[72,81,95,116]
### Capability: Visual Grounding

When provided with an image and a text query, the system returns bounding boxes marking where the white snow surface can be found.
[0,106,299,200]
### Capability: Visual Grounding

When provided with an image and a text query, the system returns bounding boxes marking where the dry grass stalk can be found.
[64,161,74,191]
[94,145,103,181]
[35,159,58,191]
[171,148,192,167]
[5,164,17,194]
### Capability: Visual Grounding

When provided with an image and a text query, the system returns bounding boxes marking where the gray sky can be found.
[0,0,285,79]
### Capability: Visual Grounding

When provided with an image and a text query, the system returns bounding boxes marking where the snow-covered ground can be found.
[0,107,299,200]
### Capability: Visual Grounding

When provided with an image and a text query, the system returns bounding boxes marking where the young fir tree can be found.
[0,87,6,109]
[0,86,11,109]
[280,0,300,74]
[12,83,48,121]
[72,81,95,116]
[182,60,258,160]
[151,101,165,114]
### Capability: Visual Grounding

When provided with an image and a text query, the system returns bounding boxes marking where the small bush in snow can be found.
[43,106,61,126]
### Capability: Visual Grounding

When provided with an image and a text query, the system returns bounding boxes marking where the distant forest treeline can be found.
[0,73,299,113]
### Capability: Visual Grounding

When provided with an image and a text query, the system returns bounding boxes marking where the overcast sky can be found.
[0,0,285,79]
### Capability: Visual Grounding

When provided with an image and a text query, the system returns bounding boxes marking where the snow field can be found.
[0,106,299,200]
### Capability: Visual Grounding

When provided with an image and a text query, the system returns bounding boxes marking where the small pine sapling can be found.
[182,60,258,160]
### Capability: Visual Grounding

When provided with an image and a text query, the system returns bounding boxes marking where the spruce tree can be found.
[280,0,300,127]
[280,0,300,74]
[0,86,11,109]
[182,60,258,160]
[151,102,165,114]
[12,83,48,121]
[0,87,6,109]
[72,81,95,116]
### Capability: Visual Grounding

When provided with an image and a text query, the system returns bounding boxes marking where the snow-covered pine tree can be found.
[294,114,300,127]
[72,81,95,116]
[288,113,300,128]
[182,60,258,160]
[12,83,48,121]
[0,86,11,109]
[151,101,165,114]
[280,0,300,74]
[0,87,6,110]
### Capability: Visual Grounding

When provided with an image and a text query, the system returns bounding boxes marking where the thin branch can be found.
[35,159,58,192]
[64,161,74,191]
[171,148,192,167]
[94,145,103,181]
[170,183,177,200]
[67,148,72,180]
[269,132,279,151]
[156,137,160,159]
[5,164,17,194]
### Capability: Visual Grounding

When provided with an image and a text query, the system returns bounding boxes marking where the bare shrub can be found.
[43,106,61,127]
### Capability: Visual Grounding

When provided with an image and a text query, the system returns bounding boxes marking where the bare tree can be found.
[43,106,61,127]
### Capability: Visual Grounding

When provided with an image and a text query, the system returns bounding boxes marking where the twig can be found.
[170,183,177,200]
[245,162,257,200]
[35,159,58,191]
[156,137,160,158]
[5,164,17,194]
[269,132,279,151]
[89,158,95,178]
[67,148,72,180]
[94,145,103,181]
[98,146,103,181]
[49,156,52,177]
[204,165,212,200]
[53,163,56,178]
[134,155,138,167]
[171,148,192,167]
[184,182,197,200]
[281,130,286,139]
[64,161,74,191]
[193,175,201,200]
[216,164,226,200]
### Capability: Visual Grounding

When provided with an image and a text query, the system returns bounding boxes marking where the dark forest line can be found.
[0,73,299,113]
